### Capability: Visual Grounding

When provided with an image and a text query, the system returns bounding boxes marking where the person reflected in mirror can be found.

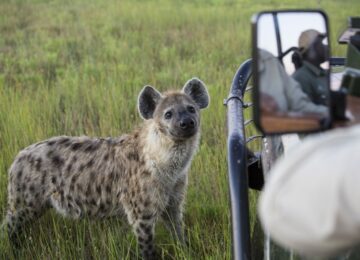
[292,29,329,106]
[259,49,328,116]
[258,49,329,156]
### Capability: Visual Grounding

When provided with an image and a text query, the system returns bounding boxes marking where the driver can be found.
[292,29,330,106]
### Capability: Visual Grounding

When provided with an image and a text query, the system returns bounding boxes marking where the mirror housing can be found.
[252,10,332,134]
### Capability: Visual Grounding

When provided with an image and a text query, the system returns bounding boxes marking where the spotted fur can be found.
[2,78,209,259]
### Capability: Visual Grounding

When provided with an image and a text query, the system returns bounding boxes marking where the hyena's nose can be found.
[180,118,195,129]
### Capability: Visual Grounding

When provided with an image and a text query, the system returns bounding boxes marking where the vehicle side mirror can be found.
[252,10,332,134]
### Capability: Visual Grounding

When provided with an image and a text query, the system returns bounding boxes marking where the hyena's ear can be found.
[138,85,163,120]
[182,77,210,109]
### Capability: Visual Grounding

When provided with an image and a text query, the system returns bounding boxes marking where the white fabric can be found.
[259,125,360,257]
[281,134,301,154]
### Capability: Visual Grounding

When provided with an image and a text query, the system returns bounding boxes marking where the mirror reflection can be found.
[255,12,331,133]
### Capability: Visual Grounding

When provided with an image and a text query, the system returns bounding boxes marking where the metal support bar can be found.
[224,94,244,106]
[244,119,253,126]
[226,59,252,260]
[246,135,263,144]
[243,102,253,108]
[330,57,346,66]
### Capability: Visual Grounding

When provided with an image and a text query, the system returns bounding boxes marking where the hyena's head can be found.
[138,78,210,141]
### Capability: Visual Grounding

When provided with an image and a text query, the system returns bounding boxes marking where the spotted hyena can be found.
[2,78,209,259]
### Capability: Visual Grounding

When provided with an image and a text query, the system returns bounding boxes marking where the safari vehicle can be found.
[225,10,360,260]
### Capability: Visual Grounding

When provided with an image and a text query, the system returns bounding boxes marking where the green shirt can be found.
[292,61,329,106]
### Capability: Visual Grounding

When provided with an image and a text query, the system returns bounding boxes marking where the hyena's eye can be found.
[164,111,172,119]
[187,106,196,113]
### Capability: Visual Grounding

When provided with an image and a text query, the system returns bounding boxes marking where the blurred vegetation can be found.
[0,0,359,259]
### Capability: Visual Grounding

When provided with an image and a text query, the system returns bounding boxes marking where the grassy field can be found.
[0,0,359,259]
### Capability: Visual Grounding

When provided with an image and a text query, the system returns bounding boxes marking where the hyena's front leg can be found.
[162,177,187,244]
[162,201,186,244]
[130,212,157,260]
[124,197,158,260]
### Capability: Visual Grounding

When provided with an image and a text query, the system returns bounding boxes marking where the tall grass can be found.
[1,0,359,259]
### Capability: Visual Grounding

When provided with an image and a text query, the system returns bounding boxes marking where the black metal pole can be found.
[273,13,283,62]
[225,59,252,260]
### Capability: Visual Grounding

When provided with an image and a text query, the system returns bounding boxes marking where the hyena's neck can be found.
[140,121,199,175]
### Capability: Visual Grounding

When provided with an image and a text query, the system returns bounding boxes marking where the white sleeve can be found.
[259,125,360,257]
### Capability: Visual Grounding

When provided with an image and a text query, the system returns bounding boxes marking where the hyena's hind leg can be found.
[5,154,50,248]
[5,179,48,248]
[4,204,46,248]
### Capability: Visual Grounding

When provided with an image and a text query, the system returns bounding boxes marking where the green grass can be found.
[0,0,359,259]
